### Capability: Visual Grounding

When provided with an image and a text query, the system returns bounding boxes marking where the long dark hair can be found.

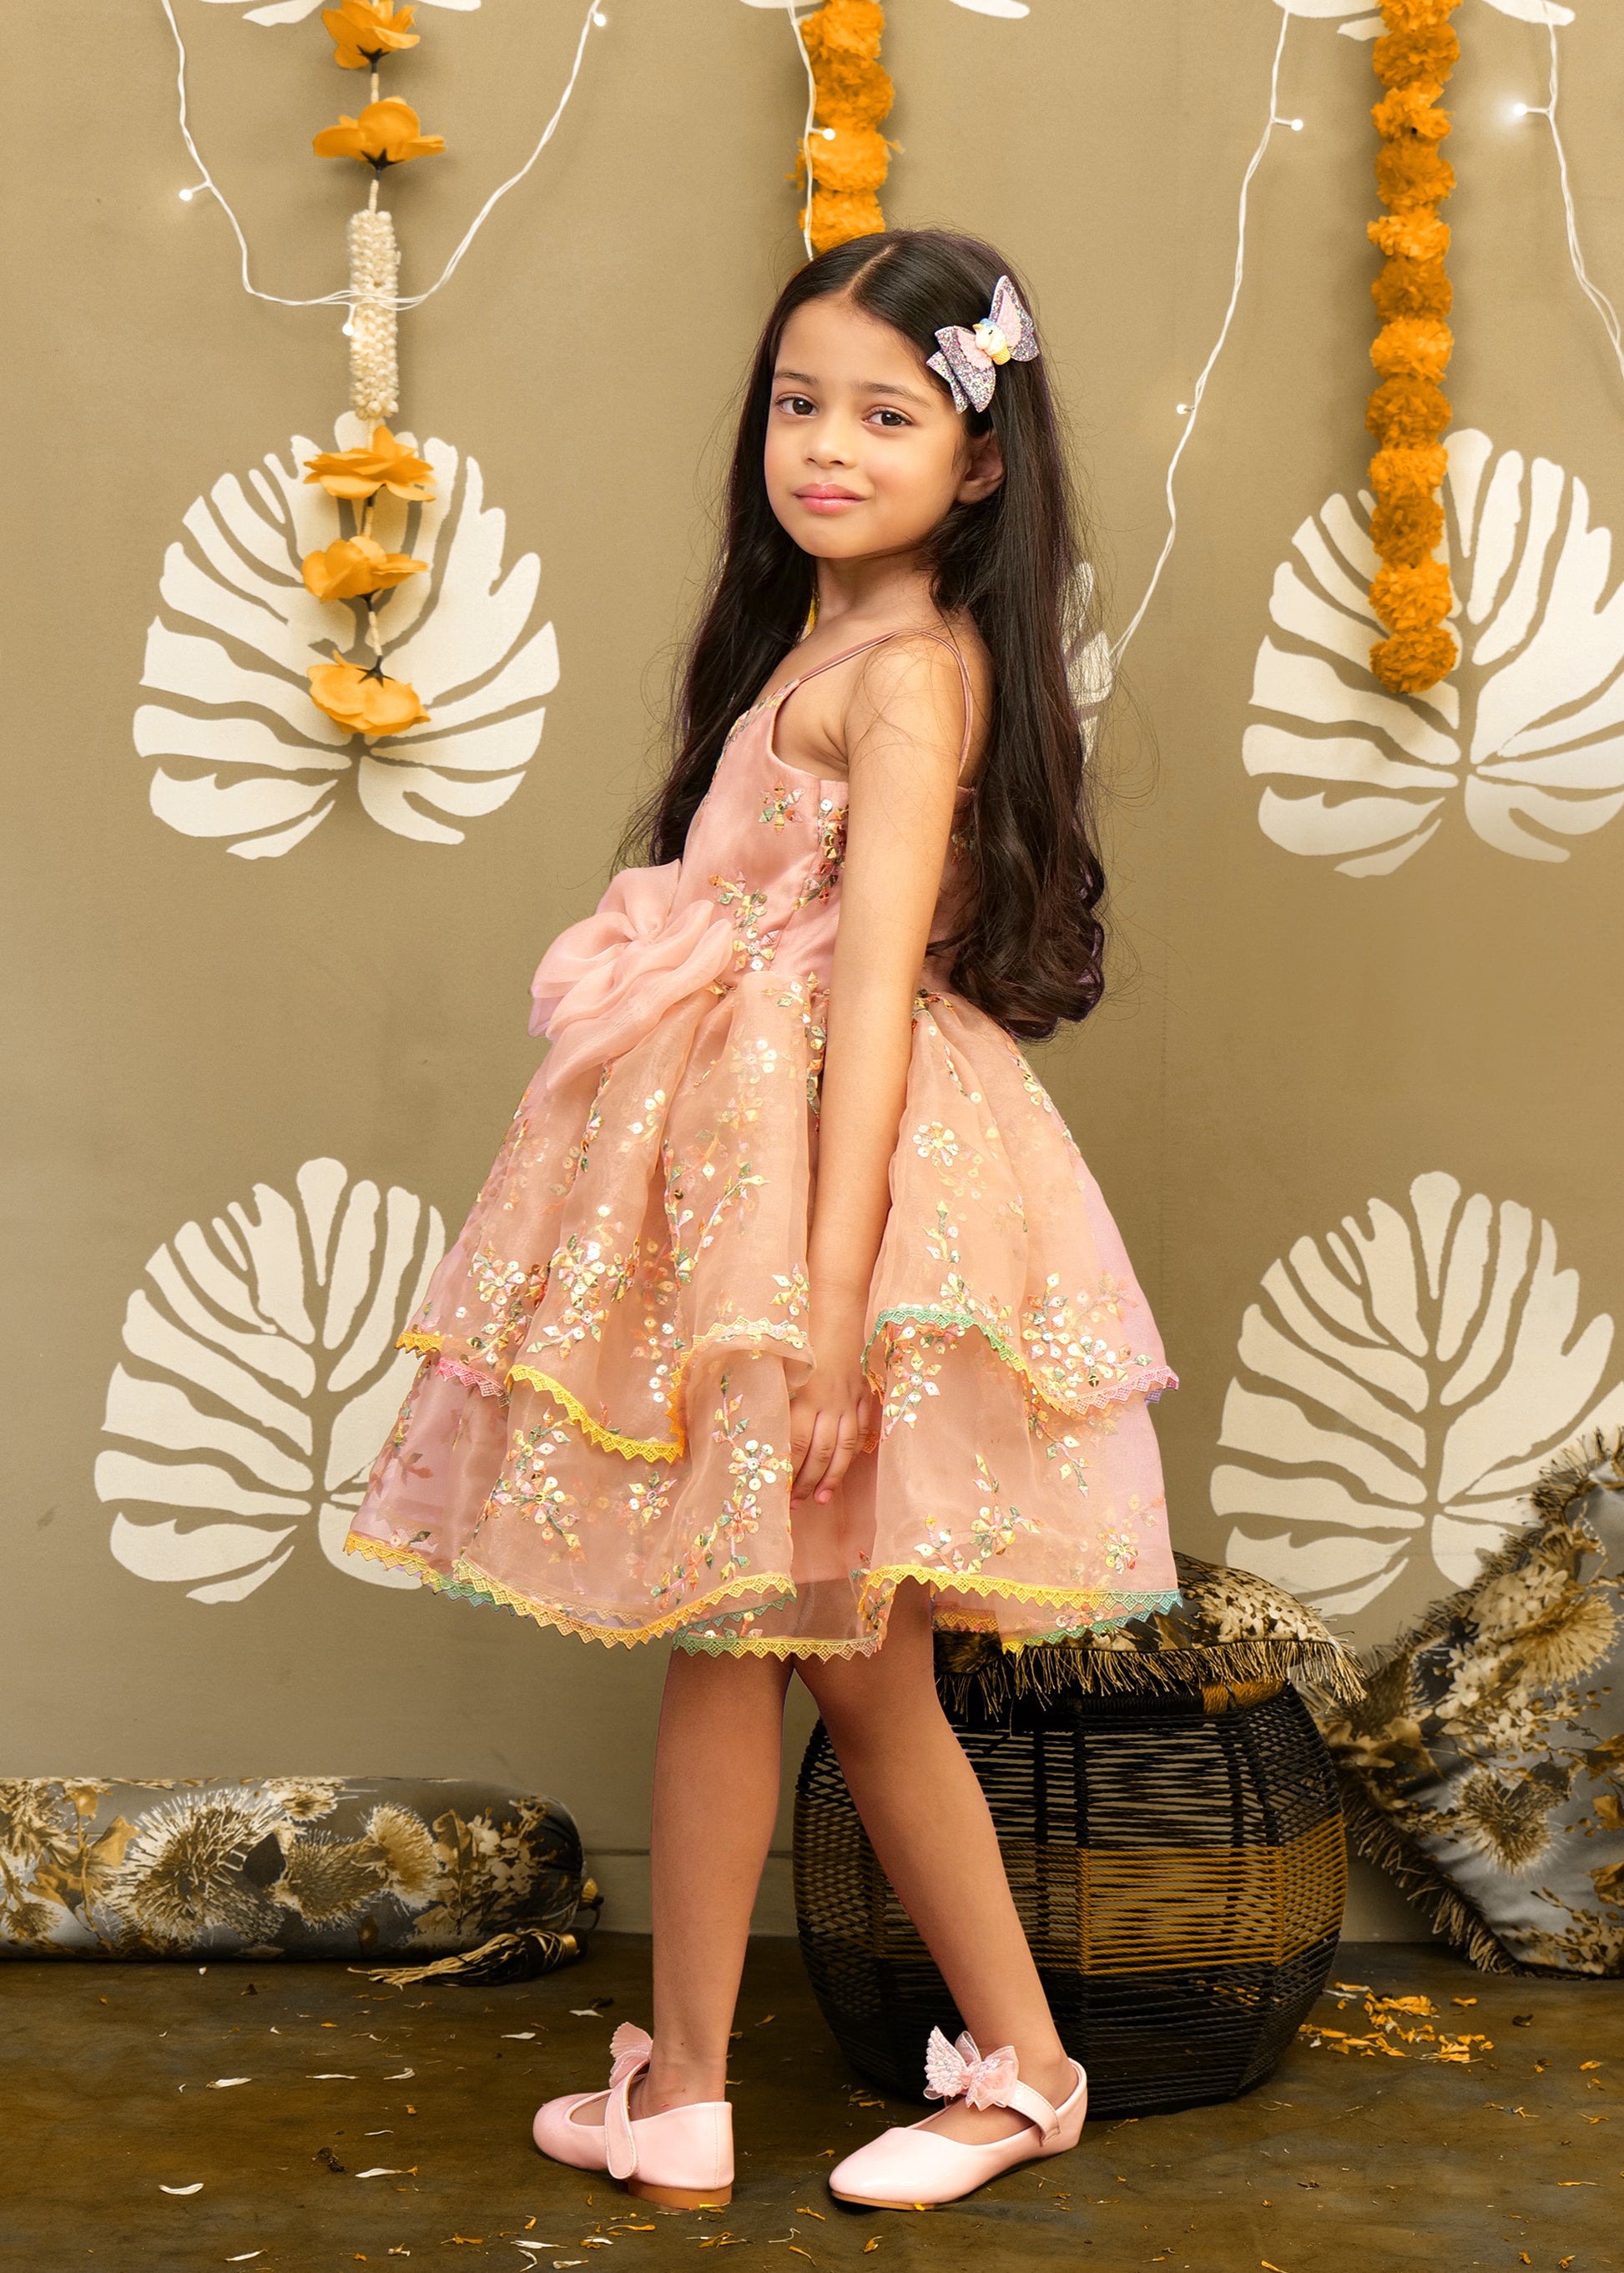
[628,227,1108,1040]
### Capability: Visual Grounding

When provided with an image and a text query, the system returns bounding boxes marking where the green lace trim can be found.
[862,1303,1178,1422]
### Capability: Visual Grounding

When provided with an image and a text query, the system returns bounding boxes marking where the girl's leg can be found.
[564,1644,792,2127]
[796,1580,1076,2144]
[643,1646,793,2111]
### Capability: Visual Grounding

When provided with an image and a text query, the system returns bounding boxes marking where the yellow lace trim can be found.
[344,1531,1176,1659]
[672,1566,1178,1660]
[447,1553,798,1649]
[506,1368,685,1464]
[342,1533,436,1581]
[860,1565,1175,1611]
[408,1318,812,1466]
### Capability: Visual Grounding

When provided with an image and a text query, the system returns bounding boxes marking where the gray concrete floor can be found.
[0,1936,1617,2271]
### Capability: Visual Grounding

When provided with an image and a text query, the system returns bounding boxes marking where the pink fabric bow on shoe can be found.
[924,2026,1021,2110]
[529,862,735,1091]
[608,2023,653,2087]
[531,2020,734,2208]
[828,2027,1087,2210]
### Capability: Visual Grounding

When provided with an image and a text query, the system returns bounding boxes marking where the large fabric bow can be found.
[925,274,1040,415]
[922,2025,1021,2109]
[528,861,735,1091]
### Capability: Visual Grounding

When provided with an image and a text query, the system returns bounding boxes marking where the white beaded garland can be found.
[347,204,401,421]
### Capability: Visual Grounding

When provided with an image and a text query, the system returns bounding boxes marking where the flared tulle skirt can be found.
[344,976,1181,1656]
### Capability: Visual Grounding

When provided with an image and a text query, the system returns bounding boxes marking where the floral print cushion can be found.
[934,1549,1366,1716]
[1314,1431,1624,1977]
[0,1777,590,1961]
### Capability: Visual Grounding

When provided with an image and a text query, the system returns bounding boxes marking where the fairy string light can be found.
[158,0,606,316]
[1112,6,1298,665]
[1518,23,1624,394]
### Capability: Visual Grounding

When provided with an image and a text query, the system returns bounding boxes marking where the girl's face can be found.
[764,294,1005,564]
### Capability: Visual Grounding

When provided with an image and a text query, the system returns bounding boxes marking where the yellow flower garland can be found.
[1365,0,1460,694]
[797,0,894,255]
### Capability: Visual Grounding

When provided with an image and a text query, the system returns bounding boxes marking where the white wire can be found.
[1531,24,1624,389]
[1112,7,1292,666]
[788,1,816,262]
[159,0,605,314]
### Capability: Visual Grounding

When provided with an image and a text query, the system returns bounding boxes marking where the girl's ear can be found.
[956,426,1006,506]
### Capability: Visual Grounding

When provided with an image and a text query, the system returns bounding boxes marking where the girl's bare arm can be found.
[789,637,970,1505]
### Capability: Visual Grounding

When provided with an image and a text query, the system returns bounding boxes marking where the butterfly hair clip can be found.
[925,275,1040,415]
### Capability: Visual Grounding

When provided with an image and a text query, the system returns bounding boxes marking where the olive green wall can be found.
[8,0,1621,1937]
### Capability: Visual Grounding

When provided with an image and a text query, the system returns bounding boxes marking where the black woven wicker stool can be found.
[793,1585,1354,2119]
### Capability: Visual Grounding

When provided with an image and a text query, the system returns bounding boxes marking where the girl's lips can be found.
[796,490,864,513]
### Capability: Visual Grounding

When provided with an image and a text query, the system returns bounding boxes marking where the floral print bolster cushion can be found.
[0,1777,589,1961]
[1315,1431,1624,1978]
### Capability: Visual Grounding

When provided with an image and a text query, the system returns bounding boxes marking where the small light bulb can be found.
[822,126,836,140]
[1289,118,1304,133]
[179,186,194,201]
[341,319,356,337]
[1176,403,1191,416]
[1513,101,1529,118]
[592,7,606,21]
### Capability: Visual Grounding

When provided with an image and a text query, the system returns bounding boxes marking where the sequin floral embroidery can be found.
[711,874,774,971]
[467,1243,547,1363]
[649,1368,784,1610]
[759,782,802,832]
[788,799,848,915]
[530,1232,638,1355]
[908,1453,1039,1577]
[484,1420,579,1550]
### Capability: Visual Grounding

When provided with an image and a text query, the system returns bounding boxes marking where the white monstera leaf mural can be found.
[1246,431,1624,874]
[137,413,558,857]
[201,0,478,23]
[741,0,1028,13]
[1212,1172,1624,1621]
[96,1159,445,1602]
[1275,0,1574,32]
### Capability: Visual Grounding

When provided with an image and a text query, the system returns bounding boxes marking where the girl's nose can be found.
[808,426,855,467]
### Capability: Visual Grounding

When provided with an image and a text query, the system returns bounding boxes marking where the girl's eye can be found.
[869,408,911,430]
[777,394,817,417]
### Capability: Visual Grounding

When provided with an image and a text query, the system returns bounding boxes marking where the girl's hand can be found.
[789,1293,879,1507]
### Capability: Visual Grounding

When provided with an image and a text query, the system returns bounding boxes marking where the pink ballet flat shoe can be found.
[532,2024,734,2209]
[828,2028,1087,2210]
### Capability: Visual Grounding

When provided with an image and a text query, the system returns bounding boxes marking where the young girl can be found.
[345,228,1179,2214]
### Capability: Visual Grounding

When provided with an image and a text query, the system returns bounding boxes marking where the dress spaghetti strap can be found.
[775,629,976,778]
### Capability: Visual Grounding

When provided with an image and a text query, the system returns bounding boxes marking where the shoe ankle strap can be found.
[1002,2076,1062,2142]
[604,2048,651,2180]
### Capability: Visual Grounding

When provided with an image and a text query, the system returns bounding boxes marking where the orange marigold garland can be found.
[1365,0,1460,695]
[796,1,894,255]
[305,1,445,739]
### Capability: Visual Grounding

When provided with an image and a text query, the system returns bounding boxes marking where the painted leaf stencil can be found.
[1246,430,1624,872]
[97,1159,445,1601]
[1213,1171,1624,1622]
[202,0,480,24]
[1274,1,1575,32]
[137,413,559,857]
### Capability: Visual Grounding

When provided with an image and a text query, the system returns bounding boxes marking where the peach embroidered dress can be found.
[344,632,1181,1657]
